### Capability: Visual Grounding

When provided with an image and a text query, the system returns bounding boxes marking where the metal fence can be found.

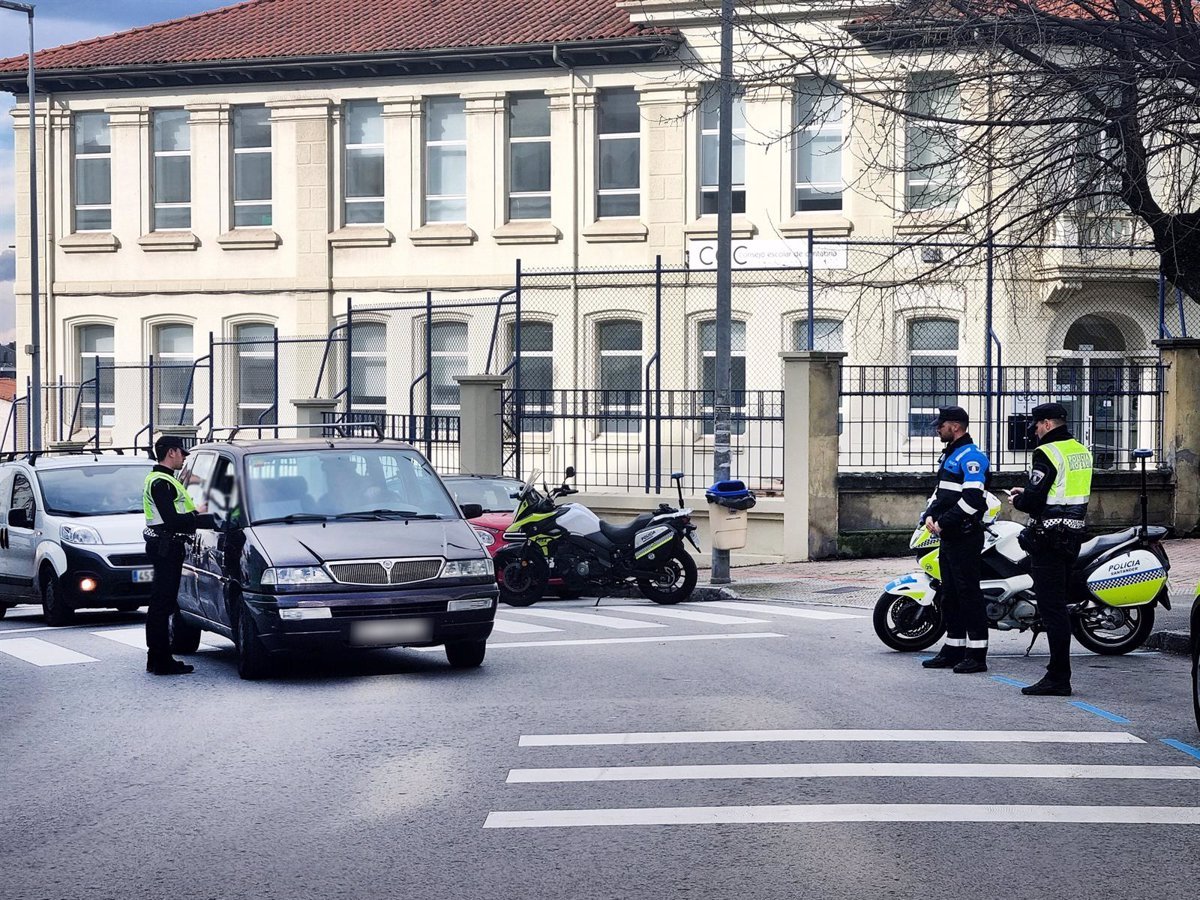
[839,363,1165,473]
[322,410,461,473]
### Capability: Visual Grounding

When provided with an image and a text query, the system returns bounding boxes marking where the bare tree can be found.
[679,0,1200,300]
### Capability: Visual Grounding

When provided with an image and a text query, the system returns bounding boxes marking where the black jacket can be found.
[149,465,216,535]
[1011,425,1071,518]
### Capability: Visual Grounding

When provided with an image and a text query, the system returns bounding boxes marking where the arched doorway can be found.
[1056,314,1130,468]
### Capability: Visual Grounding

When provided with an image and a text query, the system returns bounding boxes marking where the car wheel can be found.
[41,572,74,627]
[236,606,272,680]
[445,639,487,669]
[169,612,203,655]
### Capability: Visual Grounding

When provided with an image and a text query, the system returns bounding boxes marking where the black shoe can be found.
[1021,676,1072,696]
[922,651,964,669]
[952,658,988,674]
[148,657,194,676]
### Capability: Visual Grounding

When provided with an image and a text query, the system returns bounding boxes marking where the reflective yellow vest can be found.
[1038,438,1093,524]
[143,470,196,527]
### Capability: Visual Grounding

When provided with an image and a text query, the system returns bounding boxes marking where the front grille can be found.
[329,601,449,619]
[107,553,151,567]
[327,558,443,586]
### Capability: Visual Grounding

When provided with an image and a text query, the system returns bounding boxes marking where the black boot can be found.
[953,647,988,674]
[147,654,194,676]
[922,646,965,669]
[1022,675,1072,696]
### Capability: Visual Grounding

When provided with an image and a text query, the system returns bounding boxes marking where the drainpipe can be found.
[552,44,582,406]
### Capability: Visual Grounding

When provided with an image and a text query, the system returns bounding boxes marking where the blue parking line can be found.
[1069,701,1131,724]
[992,675,1029,688]
[1162,739,1200,762]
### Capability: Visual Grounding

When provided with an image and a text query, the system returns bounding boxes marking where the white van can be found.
[0,451,155,624]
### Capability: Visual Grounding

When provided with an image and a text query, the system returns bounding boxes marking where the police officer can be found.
[1009,402,1092,697]
[143,436,215,675]
[920,406,992,674]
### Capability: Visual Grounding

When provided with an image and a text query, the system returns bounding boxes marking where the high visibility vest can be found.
[143,470,196,527]
[1038,438,1092,523]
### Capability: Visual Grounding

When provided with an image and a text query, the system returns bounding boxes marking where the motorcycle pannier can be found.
[1084,549,1167,607]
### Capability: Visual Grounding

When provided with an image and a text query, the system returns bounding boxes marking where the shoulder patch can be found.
[965,460,981,475]
[1030,470,1045,485]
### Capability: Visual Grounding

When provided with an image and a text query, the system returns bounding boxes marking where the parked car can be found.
[171,438,498,679]
[0,450,155,624]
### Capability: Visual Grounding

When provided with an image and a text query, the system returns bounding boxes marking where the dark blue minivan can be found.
[171,438,496,679]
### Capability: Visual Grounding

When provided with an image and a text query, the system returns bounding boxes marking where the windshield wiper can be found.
[333,509,446,521]
[252,513,331,526]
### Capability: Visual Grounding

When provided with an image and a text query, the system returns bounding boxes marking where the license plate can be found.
[132,569,154,583]
[350,618,431,646]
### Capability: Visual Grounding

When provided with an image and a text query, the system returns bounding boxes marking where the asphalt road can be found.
[1,597,1198,900]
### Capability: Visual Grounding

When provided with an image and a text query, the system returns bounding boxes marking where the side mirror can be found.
[671,471,684,481]
[564,466,576,480]
[7,507,32,529]
[460,503,484,520]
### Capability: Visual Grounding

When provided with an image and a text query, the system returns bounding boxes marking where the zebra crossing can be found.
[485,725,1200,829]
[0,600,861,668]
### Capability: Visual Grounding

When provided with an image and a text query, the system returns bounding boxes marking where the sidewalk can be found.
[714,537,1199,650]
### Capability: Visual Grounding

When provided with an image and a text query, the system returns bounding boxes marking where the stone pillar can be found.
[638,85,692,262]
[463,92,505,234]
[185,103,229,239]
[780,351,847,560]
[1153,338,1200,535]
[291,398,340,438]
[156,424,200,448]
[455,374,508,475]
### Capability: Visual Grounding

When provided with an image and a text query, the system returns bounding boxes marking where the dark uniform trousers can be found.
[1029,533,1083,681]
[939,527,988,655]
[146,535,186,660]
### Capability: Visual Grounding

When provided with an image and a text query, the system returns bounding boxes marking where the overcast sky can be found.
[0,0,222,343]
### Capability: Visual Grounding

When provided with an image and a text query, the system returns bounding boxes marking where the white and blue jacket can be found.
[921,434,990,535]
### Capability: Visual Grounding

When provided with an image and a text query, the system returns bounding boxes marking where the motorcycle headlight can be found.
[60,524,103,545]
[471,527,496,548]
[261,566,332,586]
[441,559,494,579]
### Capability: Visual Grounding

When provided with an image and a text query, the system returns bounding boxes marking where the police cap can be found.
[930,405,969,427]
[154,435,190,458]
[1029,402,1068,422]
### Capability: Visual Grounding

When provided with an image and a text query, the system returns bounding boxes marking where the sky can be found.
[0,0,223,343]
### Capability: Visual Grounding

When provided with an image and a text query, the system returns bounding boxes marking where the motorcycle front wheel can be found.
[636,547,698,604]
[1071,604,1155,655]
[872,591,944,652]
[495,546,550,607]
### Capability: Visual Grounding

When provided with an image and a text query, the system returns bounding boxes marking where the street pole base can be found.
[709,576,732,586]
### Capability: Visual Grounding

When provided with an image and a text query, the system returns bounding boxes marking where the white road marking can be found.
[704,601,863,620]
[491,618,562,635]
[498,609,667,629]
[92,627,146,649]
[409,632,786,651]
[518,729,1146,747]
[0,637,98,666]
[484,804,1200,829]
[199,634,235,650]
[604,606,769,625]
[507,763,1200,784]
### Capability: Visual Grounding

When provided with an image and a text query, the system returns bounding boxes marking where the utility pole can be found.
[711,0,734,585]
[1,1,41,451]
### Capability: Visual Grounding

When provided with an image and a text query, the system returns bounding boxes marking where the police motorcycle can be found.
[494,467,701,606]
[873,455,1171,656]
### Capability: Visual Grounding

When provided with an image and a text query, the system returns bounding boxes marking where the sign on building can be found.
[688,239,847,271]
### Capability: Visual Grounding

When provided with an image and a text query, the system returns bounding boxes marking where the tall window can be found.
[233,106,272,227]
[905,77,961,210]
[508,93,551,220]
[429,322,468,415]
[1074,123,1128,246]
[908,318,959,435]
[78,324,114,428]
[699,88,745,215]
[350,322,386,411]
[152,110,191,230]
[236,323,276,425]
[792,318,844,352]
[597,88,640,218]
[509,321,553,432]
[74,113,111,232]
[700,320,747,434]
[425,97,466,223]
[344,101,384,225]
[155,323,194,425]
[794,79,843,212]
[597,320,642,433]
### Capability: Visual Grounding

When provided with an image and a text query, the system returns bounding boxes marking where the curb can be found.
[1146,629,1192,656]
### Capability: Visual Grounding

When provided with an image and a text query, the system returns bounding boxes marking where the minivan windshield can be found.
[38,463,154,517]
[245,448,461,524]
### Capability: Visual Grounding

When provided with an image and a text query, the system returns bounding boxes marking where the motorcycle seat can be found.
[600,512,655,545]
[1077,527,1139,563]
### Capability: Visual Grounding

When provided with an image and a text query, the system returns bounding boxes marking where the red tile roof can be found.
[0,0,670,73]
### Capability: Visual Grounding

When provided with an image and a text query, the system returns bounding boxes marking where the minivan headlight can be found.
[60,524,102,545]
[261,566,332,586]
[441,559,494,579]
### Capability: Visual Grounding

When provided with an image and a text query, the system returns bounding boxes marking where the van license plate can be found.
[351,618,431,646]
[132,569,154,583]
